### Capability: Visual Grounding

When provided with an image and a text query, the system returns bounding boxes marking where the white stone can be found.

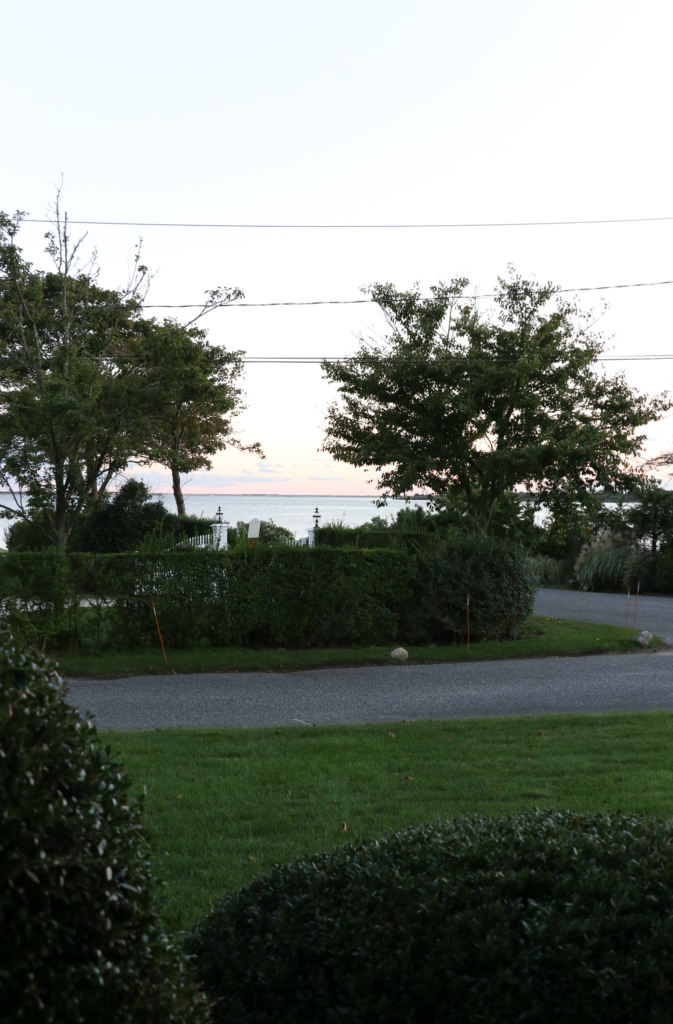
[631,630,653,648]
[391,647,409,662]
[247,518,261,540]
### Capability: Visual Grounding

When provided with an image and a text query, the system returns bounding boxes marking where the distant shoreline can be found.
[0,492,433,499]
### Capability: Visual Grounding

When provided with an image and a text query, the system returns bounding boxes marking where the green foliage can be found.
[530,553,563,584]
[187,810,673,1024]
[574,532,633,591]
[0,635,205,1023]
[623,546,658,592]
[314,527,432,550]
[134,316,261,515]
[227,519,295,547]
[654,548,673,593]
[321,272,667,529]
[0,541,536,650]
[626,479,673,554]
[0,208,152,552]
[71,480,173,553]
[6,481,212,555]
[0,207,254,548]
[404,536,536,643]
[6,515,53,552]
[70,480,211,554]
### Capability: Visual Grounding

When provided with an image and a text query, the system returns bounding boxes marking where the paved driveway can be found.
[533,588,673,642]
[65,588,673,732]
[67,649,672,732]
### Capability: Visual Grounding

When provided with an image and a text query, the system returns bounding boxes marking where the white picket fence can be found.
[177,526,313,551]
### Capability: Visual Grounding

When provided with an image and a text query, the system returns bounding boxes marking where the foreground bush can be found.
[189,811,673,1024]
[0,636,206,1023]
[0,540,536,650]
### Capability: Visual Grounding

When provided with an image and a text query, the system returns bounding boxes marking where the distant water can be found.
[0,492,430,544]
[152,493,430,539]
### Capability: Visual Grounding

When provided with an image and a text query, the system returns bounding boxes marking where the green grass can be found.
[105,709,673,929]
[57,615,658,677]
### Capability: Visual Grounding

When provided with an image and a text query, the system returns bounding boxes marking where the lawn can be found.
[58,614,656,677]
[104,709,673,930]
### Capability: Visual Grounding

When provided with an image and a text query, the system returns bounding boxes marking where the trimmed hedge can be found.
[314,527,434,551]
[0,540,536,650]
[0,635,206,1023]
[188,811,673,1024]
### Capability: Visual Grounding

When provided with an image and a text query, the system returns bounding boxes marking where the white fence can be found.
[177,524,314,551]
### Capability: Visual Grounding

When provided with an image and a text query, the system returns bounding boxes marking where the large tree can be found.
[321,272,668,528]
[135,317,263,515]
[0,203,255,547]
[0,207,150,550]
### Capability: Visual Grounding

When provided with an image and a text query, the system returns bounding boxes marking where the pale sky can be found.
[2,0,673,494]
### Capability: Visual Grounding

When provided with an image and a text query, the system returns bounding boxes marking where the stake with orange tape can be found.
[152,601,168,665]
[467,592,470,654]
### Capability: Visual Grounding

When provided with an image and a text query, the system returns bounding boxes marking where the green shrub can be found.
[188,811,673,1024]
[654,545,673,593]
[5,515,53,552]
[0,635,206,1023]
[227,519,295,547]
[314,526,433,550]
[529,553,563,584]
[623,546,657,592]
[0,541,536,650]
[574,531,632,591]
[402,536,536,643]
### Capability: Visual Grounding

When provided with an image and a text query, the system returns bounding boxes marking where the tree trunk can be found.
[171,465,186,516]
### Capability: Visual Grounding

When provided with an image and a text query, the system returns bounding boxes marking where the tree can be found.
[0,200,255,546]
[136,317,263,515]
[626,478,673,554]
[321,271,668,530]
[0,205,150,551]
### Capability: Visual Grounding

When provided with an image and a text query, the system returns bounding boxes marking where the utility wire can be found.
[242,354,673,364]
[22,215,673,229]
[125,278,673,309]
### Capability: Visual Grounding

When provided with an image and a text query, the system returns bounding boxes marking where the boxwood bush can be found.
[0,635,206,1023]
[188,811,673,1023]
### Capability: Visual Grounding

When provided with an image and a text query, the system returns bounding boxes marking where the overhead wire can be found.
[242,354,673,364]
[58,278,673,310]
[21,215,673,229]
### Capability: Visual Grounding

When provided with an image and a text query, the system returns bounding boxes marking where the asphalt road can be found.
[534,587,673,642]
[65,588,673,731]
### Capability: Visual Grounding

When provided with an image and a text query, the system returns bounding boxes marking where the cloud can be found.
[308,476,345,481]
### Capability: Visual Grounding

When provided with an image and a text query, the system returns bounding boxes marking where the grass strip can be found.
[58,615,658,678]
[104,709,673,929]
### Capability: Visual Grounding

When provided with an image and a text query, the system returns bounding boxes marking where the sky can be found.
[2,0,672,494]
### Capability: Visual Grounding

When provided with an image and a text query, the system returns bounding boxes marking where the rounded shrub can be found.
[189,811,673,1023]
[0,635,206,1023]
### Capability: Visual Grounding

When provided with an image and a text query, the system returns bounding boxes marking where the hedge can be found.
[314,527,435,551]
[0,635,206,1023]
[187,811,673,1024]
[0,540,535,651]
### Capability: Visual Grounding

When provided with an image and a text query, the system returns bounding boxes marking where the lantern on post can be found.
[313,507,321,529]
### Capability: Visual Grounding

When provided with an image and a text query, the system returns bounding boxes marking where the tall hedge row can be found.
[0,540,536,650]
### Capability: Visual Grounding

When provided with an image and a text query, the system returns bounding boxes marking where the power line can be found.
[137,278,673,309]
[242,354,673,364]
[22,215,673,229]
